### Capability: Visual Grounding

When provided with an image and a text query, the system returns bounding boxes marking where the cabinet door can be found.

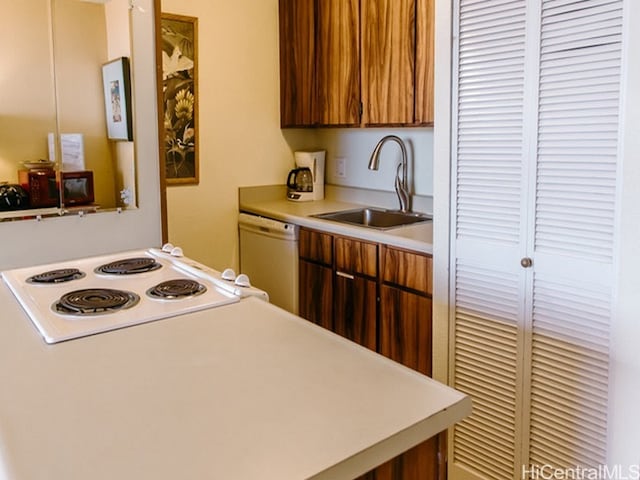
[379,285,431,376]
[278,0,316,127]
[361,0,415,125]
[316,0,360,126]
[414,0,434,124]
[298,259,333,330]
[333,272,377,351]
[376,285,437,480]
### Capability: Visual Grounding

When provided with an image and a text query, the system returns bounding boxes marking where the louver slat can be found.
[455,0,525,246]
[535,0,622,262]
[529,270,612,468]
[452,260,521,480]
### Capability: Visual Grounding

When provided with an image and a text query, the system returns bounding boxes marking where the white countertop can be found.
[0,285,469,479]
[239,185,434,254]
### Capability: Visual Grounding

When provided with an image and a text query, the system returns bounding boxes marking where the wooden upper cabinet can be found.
[415,0,434,124]
[279,0,433,127]
[361,0,434,126]
[361,0,415,125]
[278,0,316,127]
[316,0,361,126]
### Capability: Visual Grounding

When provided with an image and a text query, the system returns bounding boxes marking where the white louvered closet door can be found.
[449,1,623,479]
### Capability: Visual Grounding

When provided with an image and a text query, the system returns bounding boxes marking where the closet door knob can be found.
[520,257,533,268]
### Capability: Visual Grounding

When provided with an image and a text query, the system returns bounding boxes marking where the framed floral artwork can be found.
[102,57,133,141]
[161,13,198,185]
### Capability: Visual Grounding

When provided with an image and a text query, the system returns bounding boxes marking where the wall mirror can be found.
[0,0,137,221]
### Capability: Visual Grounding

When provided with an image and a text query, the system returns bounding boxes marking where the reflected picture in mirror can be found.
[102,57,133,141]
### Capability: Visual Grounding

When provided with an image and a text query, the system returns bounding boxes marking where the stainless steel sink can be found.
[312,208,432,230]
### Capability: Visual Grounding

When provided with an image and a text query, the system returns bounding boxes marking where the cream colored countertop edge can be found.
[239,185,434,254]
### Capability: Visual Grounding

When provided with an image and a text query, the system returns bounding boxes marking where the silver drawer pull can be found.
[336,271,355,280]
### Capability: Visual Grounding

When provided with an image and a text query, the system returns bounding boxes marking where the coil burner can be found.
[54,288,140,315]
[27,268,85,284]
[147,279,207,300]
[95,257,161,275]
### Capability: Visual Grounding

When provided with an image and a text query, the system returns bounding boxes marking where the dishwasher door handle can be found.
[238,213,298,240]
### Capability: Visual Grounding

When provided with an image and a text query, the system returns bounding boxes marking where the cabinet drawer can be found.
[382,247,432,295]
[299,228,333,265]
[335,236,377,277]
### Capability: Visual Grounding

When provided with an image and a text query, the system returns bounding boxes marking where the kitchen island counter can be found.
[0,284,470,480]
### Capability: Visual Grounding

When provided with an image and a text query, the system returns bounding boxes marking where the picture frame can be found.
[161,13,199,185]
[101,57,133,141]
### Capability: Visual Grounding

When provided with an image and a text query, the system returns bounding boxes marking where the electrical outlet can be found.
[335,156,346,178]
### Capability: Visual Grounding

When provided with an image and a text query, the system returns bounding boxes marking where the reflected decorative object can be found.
[161,13,199,185]
[0,184,29,211]
[101,57,133,141]
[21,160,56,170]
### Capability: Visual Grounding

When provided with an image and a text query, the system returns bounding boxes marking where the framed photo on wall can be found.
[161,13,199,185]
[102,57,133,141]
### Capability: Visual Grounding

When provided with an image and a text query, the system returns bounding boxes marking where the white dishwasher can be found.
[238,213,299,314]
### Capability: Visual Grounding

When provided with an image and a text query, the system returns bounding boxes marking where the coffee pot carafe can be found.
[286,151,325,202]
[286,167,314,201]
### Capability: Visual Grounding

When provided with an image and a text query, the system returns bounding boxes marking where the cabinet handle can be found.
[520,257,533,268]
[336,271,355,280]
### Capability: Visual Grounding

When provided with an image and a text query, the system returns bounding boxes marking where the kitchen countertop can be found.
[0,285,470,479]
[239,185,434,254]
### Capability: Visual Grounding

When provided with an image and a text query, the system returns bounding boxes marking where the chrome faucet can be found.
[368,135,411,212]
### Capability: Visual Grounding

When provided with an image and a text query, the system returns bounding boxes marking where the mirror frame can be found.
[154,0,168,243]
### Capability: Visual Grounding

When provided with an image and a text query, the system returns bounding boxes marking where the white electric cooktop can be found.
[0,248,255,344]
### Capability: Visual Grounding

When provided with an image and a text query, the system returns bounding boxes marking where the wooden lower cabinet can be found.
[298,229,440,479]
[373,438,439,480]
[372,284,440,480]
[299,259,333,330]
[379,285,432,376]
[334,272,377,351]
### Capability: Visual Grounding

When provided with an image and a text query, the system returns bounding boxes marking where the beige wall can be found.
[0,0,57,181]
[162,0,310,270]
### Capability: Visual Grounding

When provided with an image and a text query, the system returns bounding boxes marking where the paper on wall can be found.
[60,134,85,171]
